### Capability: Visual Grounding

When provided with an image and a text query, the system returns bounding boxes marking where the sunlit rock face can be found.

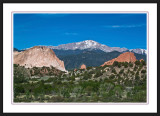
[13,46,67,72]
[101,52,137,66]
[80,64,86,69]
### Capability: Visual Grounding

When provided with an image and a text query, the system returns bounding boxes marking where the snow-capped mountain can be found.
[130,49,147,55]
[47,40,128,53]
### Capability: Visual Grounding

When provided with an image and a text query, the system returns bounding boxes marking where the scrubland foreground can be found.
[14,60,146,103]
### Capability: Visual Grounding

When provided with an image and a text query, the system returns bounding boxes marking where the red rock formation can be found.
[80,64,86,69]
[101,52,137,66]
[14,46,67,72]
[140,59,144,62]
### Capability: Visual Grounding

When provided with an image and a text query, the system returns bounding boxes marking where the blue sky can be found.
[13,13,147,50]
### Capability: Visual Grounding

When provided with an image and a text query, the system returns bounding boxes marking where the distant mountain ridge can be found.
[47,40,128,53]
[56,50,146,70]
[130,48,147,55]
[14,40,147,70]
[15,40,147,55]
[13,47,146,70]
[46,40,146,55]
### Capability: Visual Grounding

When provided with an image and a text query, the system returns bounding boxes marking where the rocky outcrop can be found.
[13,51,20,56]
[140,59,144,62]
[101,52,137,66]
[14,46,67,72]
[80,64,86,69]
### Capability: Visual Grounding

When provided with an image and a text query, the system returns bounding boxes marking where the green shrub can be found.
[135,60,140,65]
[103,65,109,68]
[119,69,124,74]
[122,62,128,68]
[109,74,115,79]
[118,63,121,68]
[129,63,133,67]
[124,62,128,68]
[86,67,93,70]
[134,66,137,71]
[135,75,140,80]
[94,70,103,78]
[112,68,117,74]
[130,71,135,75]
[141,70,146,73]
[136,71,139,76]
[141,60,146,65]
[14,64,19,67]
[113,61,119,67]
[113,85,123,98]
[14,84,25,97]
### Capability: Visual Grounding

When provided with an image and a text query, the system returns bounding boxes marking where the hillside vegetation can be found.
[55,50,146,70]
[14,60,147,103]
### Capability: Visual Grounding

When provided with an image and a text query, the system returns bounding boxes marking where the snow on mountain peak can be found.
[84,40,96,43]
[130,48,147,55]
[46,40,146,54]
[84,40,98,47]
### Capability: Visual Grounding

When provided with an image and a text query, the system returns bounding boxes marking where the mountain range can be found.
[14,40,147,70]
[46,40,146,70]
[55,50,146,70]
[47,40,147,55]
